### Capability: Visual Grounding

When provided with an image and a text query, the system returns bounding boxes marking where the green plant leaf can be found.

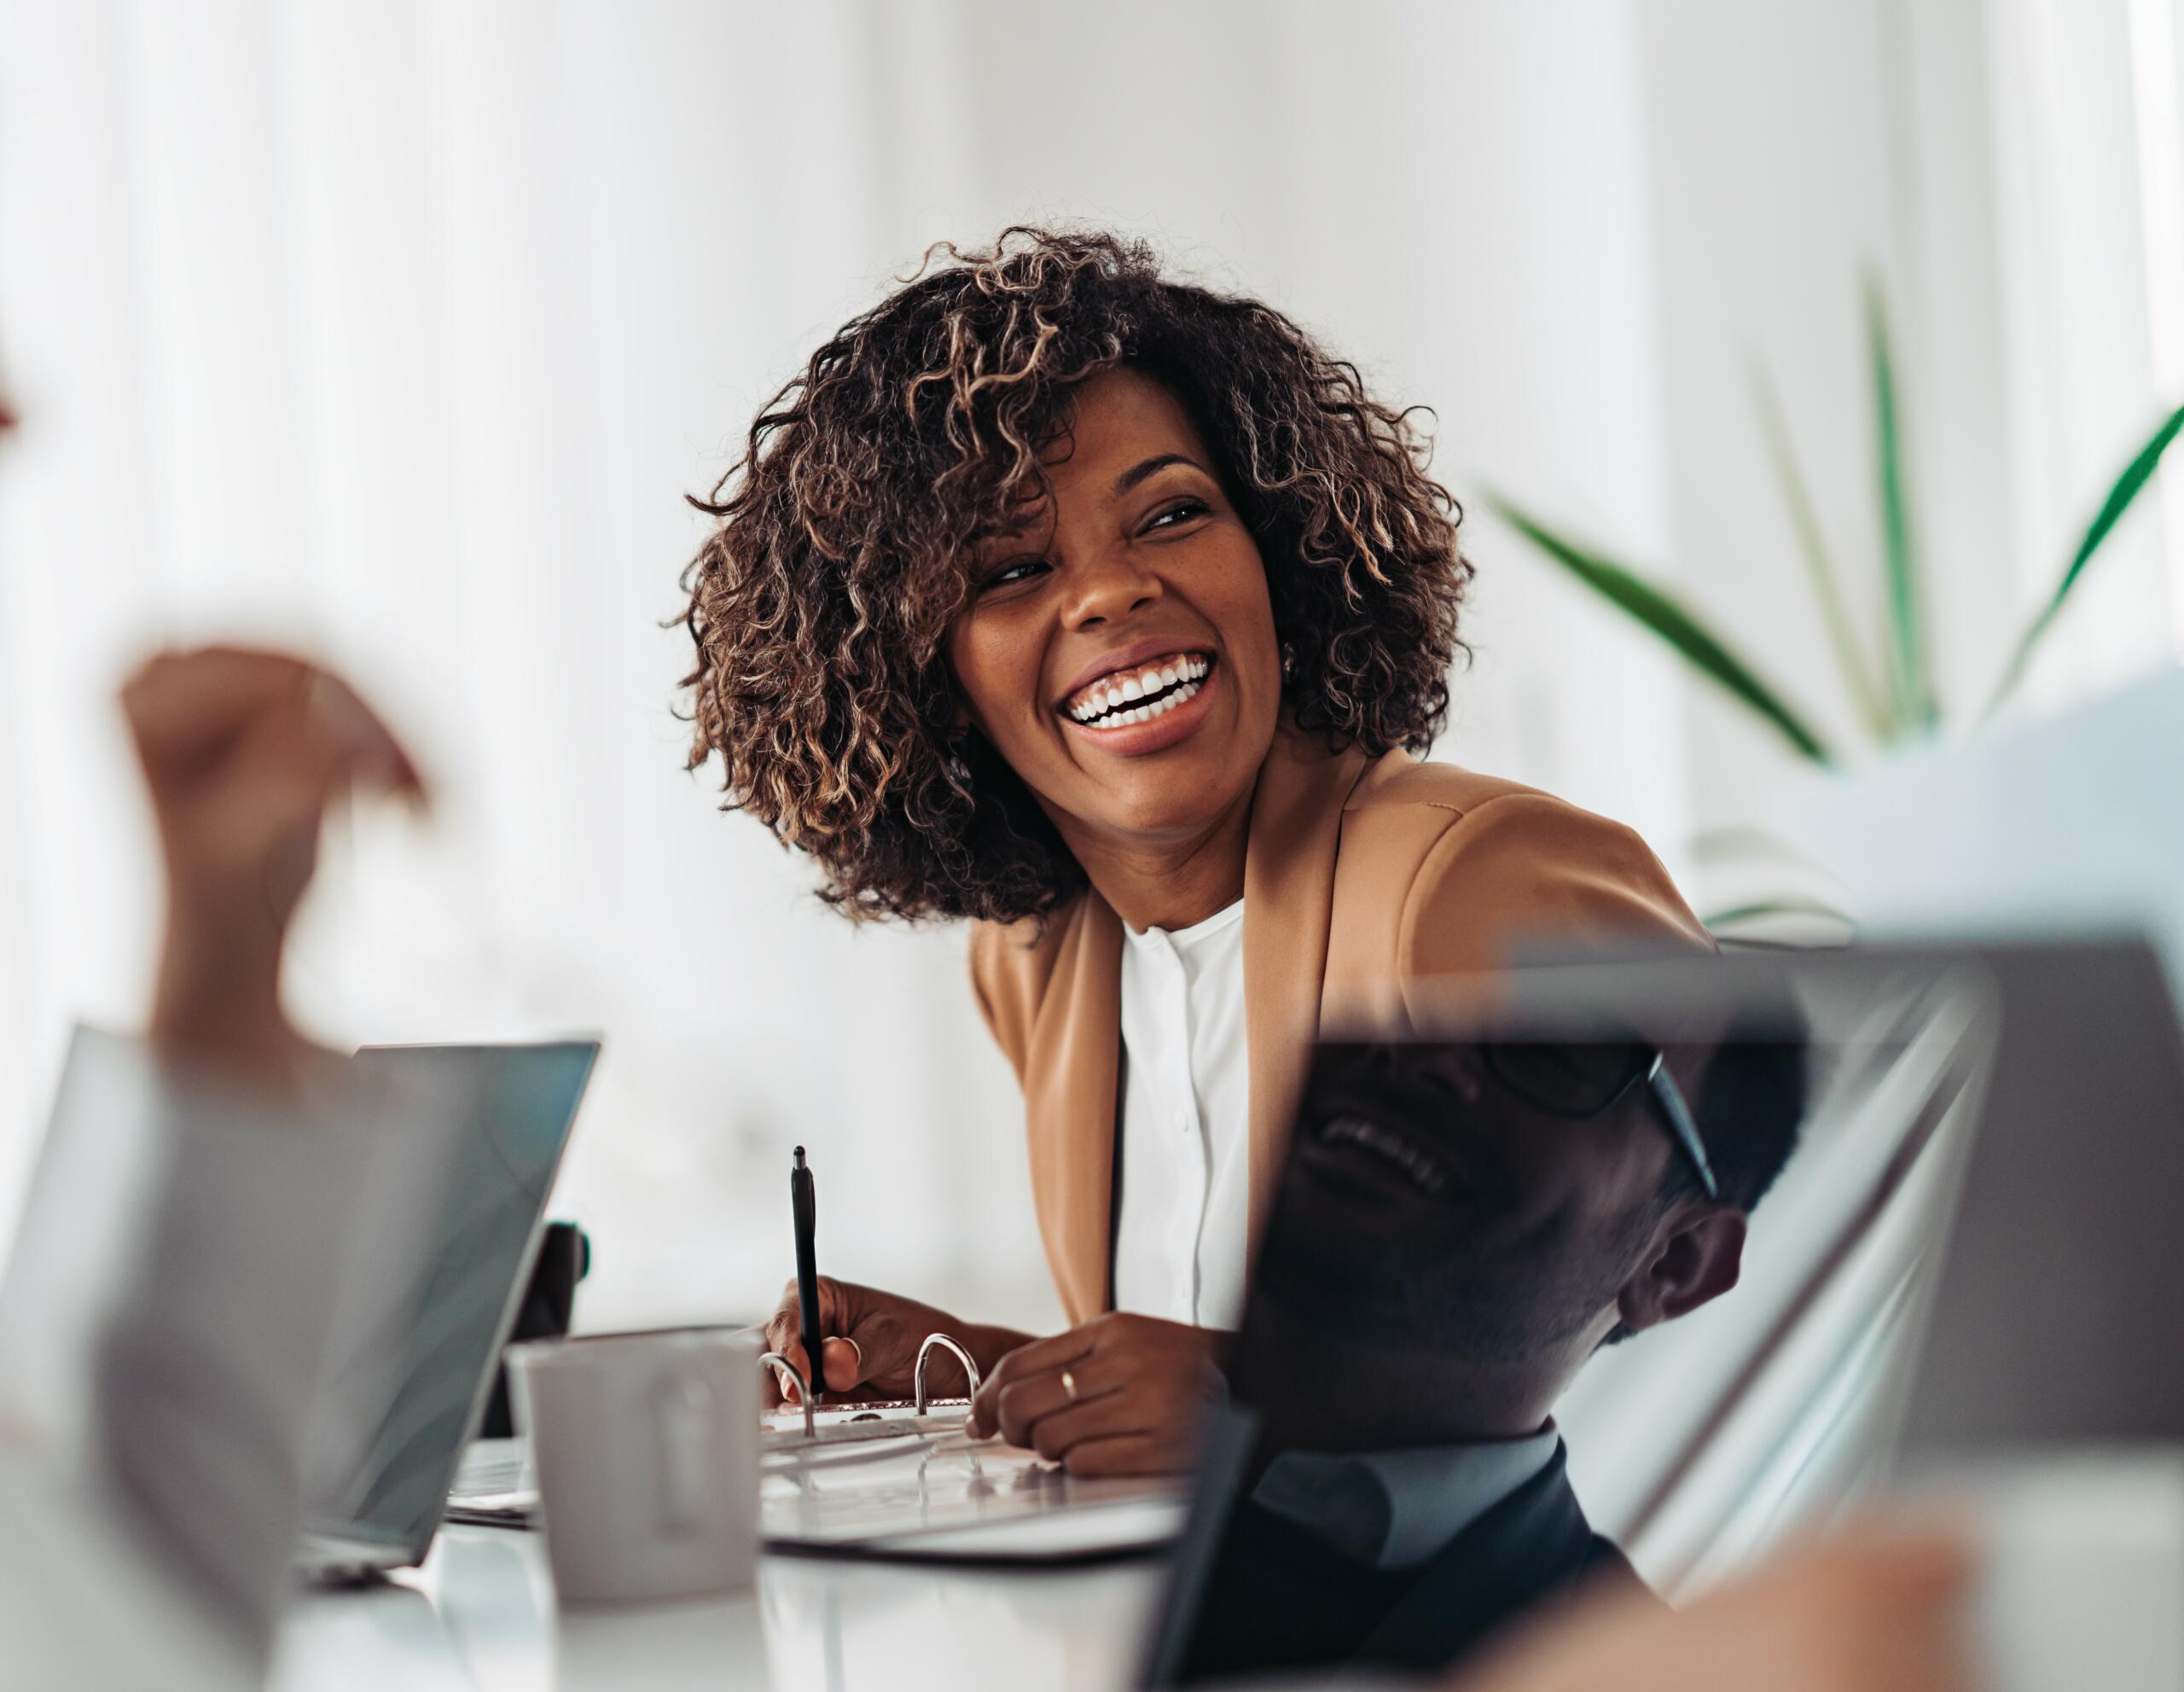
[1746,353,1891,740]
[1488,493,1835,766]
[1867,279,1937,733]
[1983,398,2184,719]
[1699,895,1859,929]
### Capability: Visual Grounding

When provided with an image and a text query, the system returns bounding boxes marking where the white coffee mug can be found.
[507,1326,761,1606]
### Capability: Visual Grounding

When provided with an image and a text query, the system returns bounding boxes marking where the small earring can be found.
[945,738,972,785]
[1280,642,1296,679]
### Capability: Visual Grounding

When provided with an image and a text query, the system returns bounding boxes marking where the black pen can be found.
[791,1146,823,1405]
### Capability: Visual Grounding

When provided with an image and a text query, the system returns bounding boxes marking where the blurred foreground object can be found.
[1790,664,2184,1005]
[1452,1519,1974,1692]
[121,644,425,1089]
[1966,1450,2184,1692]
[0,647,437,1687]
[0,1035,444,1689]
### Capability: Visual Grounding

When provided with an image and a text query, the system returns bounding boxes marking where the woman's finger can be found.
[1019,1390,1144,1462]
[766,1340,812,1403]
[819,1334,865,1392]
[971,1328,1096,1428]
[761,1291,817,1400]
[764,1275,847,1398]
[983,1358,1124,1445]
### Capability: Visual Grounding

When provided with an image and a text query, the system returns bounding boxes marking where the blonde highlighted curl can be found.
[678,228,1470,925]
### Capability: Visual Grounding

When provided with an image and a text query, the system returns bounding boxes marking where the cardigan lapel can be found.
[1023,888,1124,1325]
[1240,727,1374,1236]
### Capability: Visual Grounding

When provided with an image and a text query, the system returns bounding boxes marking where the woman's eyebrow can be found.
[1112,452,1203,497]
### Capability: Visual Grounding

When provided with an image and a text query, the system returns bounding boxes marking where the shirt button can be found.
[1174,1108,1191,1132]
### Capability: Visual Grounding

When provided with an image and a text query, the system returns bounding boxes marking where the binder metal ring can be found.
[914,1332,982,1415]
[759,1351,817,1437]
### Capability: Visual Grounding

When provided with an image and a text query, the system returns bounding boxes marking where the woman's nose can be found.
[1060,544,1161,629]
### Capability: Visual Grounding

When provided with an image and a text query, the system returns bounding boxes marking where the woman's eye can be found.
[979,556,1048,593]
[1145,497,1210,532]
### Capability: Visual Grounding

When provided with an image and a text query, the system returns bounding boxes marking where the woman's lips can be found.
[1060,658,1219,757]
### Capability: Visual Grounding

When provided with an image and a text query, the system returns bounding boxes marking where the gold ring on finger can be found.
[1061,1368,1079,1403]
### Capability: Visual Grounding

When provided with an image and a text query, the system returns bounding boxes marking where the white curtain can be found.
[4,0,2171,1329]
[1983,0,2184,705]
[0,0,1708,1329]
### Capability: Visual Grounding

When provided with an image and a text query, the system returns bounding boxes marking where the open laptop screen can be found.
[302,1041,596,1560]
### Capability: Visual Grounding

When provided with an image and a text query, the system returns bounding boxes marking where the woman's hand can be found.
[1452,1519,1974,1692]
[759,1277,1026,1407]
[967,1312,1225,1476]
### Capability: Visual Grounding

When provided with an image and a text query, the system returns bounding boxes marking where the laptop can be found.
[0,1028,463,1683]
[294,1039,598,1580]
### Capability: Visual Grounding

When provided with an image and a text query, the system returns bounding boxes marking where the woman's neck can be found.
[1059,791,1251,933]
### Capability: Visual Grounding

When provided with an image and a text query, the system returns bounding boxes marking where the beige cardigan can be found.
[968,724,1711,1326]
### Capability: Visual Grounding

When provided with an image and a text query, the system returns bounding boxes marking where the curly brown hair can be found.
[678,227,1471,926]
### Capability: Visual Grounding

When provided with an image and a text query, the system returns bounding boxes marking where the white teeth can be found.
[1067,656,1213,727]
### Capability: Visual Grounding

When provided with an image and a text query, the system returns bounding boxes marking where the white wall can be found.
[0,0,2171,1330]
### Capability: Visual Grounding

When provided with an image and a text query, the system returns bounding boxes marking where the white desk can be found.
[272,1527,1164,1691]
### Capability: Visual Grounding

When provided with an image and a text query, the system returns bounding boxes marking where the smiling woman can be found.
[680,229,1713,1476]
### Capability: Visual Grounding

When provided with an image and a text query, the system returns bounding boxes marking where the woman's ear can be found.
[1614,1209,1745,1338]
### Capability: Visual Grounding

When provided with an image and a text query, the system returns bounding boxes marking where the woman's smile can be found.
[1059,648,1219,755]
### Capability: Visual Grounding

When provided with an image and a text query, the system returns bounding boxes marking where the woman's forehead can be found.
[969,369,1213,543]
[1053,368,1205,462]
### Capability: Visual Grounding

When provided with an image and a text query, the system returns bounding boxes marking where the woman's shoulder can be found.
[1341,749,1561,820]
[1336,748,1637,867]
[1329,750,1710,989]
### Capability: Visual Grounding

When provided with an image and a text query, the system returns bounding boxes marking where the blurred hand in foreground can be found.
[1452,1519,1974,1692]
[121,645,424,1087]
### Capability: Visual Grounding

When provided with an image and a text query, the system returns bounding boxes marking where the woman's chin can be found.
[1071,727,1268,846]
